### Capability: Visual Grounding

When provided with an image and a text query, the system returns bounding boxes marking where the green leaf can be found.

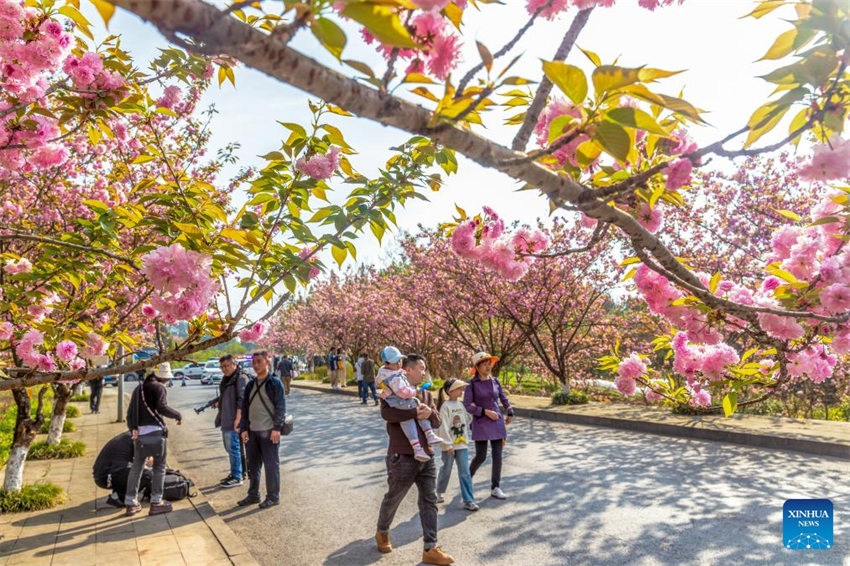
[89,0,115,27]
[637,68,683,82]
[593,121,630,162]
[592,65,642,95]
[547,114,576,144]
[605,107,667,135]
[344,59,375,78]
[476,41,494,72]
[709,272,722,294]
[278,122,307,139]
[578,46,601,66]
[341,3,416,48]
[58,6,93,39]
[331,244,347,267]
[542,61,587,105]
[741,1,786,19]
[722,392,737,418]
[775,209,801,222]
[759,28,798,61]
[311,17,347,60]
[370,221,385,243]
[260,151,284,160]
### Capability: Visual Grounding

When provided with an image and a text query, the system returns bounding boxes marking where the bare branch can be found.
[512,8,593,151]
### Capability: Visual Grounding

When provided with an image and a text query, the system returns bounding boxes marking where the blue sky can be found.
[87,0,799,320]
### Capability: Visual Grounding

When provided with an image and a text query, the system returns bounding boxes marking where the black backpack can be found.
[140,468,196,501]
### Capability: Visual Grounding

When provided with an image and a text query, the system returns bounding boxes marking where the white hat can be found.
[471,351,499,367]
[153,362,173,379]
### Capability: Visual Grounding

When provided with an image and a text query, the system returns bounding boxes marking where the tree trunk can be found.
[47,383,71,445]
[3,387,47,493]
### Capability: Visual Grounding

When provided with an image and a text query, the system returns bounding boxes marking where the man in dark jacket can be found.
[375,352,454,565]
[89,376,104,414]
[360,352,378,405]
[124,362,182,516]
[217,355,247,488]
[93,431,134,507]
[238,351,286,509]
[277,355,293,395]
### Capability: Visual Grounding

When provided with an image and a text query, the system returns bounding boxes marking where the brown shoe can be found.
[422,546,454,565]
[149,501,173,515]
[124,503,142,516]
[375,531,392,553]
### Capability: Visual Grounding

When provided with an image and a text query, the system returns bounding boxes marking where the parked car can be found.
[238,360,257,378]
[199,360,223,384]
[104,375,118,387]
[173,362,206,380]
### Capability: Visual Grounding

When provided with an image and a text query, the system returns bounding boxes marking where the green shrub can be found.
[314,366,328,379]
[39,420,76,434]
[551,390,590,406]
[65,405,81,418]
[27,439,86,460]
[0,483,66,513]
[70,394,90,402]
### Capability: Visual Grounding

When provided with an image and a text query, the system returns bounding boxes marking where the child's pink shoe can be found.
[413,446,430,462]
[425,430,450,446]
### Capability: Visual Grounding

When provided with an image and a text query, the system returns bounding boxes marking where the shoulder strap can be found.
[139,382,165,429]
[248,379,277,423]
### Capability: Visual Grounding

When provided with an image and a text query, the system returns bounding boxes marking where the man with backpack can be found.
[277,355,293,395]
[124,362,182,516]
[217,355,248,488]
[238,351,286,509]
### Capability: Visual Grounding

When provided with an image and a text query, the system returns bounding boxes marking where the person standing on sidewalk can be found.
[464,352,514,500]
[238,351,286,509]
[360,352,378,405]
[328,348,339,389]
[375,352,454,566]
[277,355,293,395]
[89,376,104,414]
[217,355,247,488]
[355,353,365,400]
[124,363,182,516]
[338,348,348,388]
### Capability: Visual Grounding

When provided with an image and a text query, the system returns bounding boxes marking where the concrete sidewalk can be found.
[0,388,259,566]
[292,379,850,460]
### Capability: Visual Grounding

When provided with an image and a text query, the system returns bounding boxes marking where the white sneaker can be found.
[436,493,445,503]
[413,447,431,462]
[424,430,450,446]
[491,487,507,499]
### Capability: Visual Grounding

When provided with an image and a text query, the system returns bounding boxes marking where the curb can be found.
[291,381,850,461]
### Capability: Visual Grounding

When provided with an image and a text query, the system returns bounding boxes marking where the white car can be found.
[173,362,205,380]
[199,360,224,384]
[238,360,257,378]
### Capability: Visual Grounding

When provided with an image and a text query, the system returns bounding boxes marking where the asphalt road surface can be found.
[163,382,850,566]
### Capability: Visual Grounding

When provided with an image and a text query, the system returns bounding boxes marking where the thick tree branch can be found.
[0,230,140,269]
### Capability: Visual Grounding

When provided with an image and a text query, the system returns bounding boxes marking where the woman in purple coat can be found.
[463,351,514,500]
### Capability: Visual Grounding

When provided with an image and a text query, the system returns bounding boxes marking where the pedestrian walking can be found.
[124,363,182,516]
[360,352,378,405]
[89,376,104,413]
[464,352,514,500]
[355,353,365,399]
[375,352,455,565]
[277,355,293,395]
[238,351,286,509]
[436,379,478,511]
[328,348,340,389]
[217,355,247,488]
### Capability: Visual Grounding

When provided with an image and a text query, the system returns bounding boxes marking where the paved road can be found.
[163,382,850,566]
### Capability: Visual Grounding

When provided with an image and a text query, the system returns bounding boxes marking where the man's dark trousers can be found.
[376,454,438,549]
[246,430,280,502]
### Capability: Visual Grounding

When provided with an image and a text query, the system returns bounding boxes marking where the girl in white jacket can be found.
[436,378,479,511]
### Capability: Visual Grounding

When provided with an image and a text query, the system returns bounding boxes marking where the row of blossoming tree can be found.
[0,0,455,492]
[103,0,848,420]
[2,0,848,489]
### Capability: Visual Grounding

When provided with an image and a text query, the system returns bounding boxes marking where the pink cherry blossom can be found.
[757,311,805,340]
[0,321,12,341]
[296,146,342,180]
[798,136,850,181]
[142,304,157,318]
[614,374,636,395]
[239,320,269,343]
[820,284,850,314]
[636,202,664,233]
[55,340,78,362]
[617,353,646,380]
[82,332,108,359]
[665,158,693,190]
[4,257,32,274]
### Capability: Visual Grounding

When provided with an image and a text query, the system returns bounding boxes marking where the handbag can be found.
[249,379,294,436]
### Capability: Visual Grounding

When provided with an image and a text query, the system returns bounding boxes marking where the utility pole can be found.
[116,344,125,422]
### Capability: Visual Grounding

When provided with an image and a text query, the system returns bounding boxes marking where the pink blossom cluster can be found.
[450,208,548,281]
[615,353,645,395]
[239,320,269,343]
[3,257,31,273]
[798,136,850,182]
[787,344,836,384]
[157,85,182,111]
[361,10,462,80]
[526,0,682,19]
[0,321,11,341]
[295,146,341,180]
[140,244,219,323]
[671,332,739,382]
[81,331,108,359]
[299,247,321,280]
[534,98,590,168]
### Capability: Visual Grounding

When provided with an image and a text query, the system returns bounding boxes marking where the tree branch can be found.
[0,230,140,269]
[511,8,593,152]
